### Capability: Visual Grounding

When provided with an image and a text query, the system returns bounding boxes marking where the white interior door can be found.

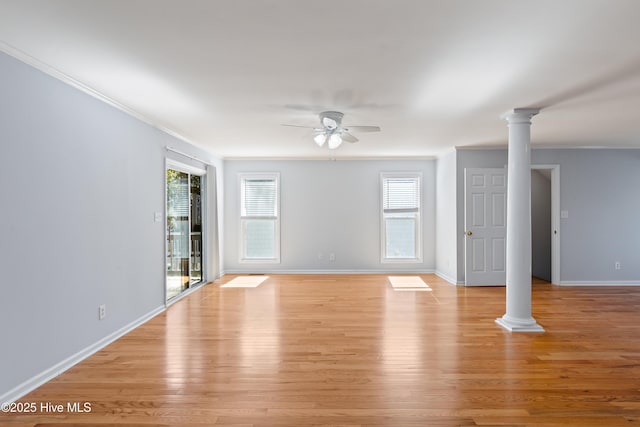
[464,168,507,286]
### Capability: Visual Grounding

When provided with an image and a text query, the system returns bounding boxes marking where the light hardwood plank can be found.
[2,274,640,426]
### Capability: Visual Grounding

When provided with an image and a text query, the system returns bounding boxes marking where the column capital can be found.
[501,108,540,124]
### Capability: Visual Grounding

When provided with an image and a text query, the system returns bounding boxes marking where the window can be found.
[239,173,280,262]
[381,173,422,262]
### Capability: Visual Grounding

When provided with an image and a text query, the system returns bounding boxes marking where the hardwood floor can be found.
[2,274,640,426]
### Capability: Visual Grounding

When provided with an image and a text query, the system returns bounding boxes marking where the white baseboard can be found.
[435,270,463,285]
[221,269,436,275]
[558,280,640,286]
[0,305,165,405]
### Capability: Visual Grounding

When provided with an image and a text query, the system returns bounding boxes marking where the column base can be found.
[495,315,544,332]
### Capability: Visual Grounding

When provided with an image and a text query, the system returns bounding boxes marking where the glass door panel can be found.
[190,175,202,285]
[166,169,190,300]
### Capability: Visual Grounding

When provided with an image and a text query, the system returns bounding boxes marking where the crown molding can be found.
[455,144,640,152]
[223,156,437,161]
[0,41,215,155]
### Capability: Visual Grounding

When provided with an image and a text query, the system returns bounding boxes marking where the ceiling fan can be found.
[282,111,381,149]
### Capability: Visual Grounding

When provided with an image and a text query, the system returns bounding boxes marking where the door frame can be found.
[463,164,560,286]
[531,164,560,285]
[165,159,207,304]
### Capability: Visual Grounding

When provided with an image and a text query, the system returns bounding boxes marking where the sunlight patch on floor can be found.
[388,276,432,291]
[221,276,269,288]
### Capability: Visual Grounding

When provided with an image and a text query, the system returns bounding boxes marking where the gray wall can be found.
[456,148,640,284]
[223,159,436,273]
[531,170,551,281]
[533,149,640,284]
[0,51,221,401]
[435,150,458,283]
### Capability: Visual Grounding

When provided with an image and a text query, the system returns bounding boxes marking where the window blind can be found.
[383,177,420,213]
[241,178,278,217]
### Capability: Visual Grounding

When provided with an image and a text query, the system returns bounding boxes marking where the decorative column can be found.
[496,108,544,332]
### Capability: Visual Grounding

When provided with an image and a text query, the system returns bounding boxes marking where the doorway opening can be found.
[531,165,560,285]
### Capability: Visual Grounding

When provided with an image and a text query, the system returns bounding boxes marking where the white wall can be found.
[435,150,458,283]
[223,159,436,273]
[0,51,221,402]
[455,148,640,284]
[531,169,551,281]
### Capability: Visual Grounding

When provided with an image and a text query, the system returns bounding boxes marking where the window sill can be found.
[239,258,281,264]
[382,258,422,264]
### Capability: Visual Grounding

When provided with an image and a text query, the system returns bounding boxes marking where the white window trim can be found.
[238,172,281,264]
[380,172,423,263]
[167,158,206,177]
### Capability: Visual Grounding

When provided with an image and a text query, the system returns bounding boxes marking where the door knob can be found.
[466,231,473,236]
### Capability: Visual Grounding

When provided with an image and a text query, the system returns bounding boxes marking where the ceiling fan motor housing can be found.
[320,111,344,130]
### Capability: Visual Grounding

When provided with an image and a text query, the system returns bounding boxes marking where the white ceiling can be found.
[2,0,640,159]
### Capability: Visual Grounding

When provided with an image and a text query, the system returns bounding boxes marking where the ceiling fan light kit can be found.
[328,133,343,149]
[283,110,380,150]
[313,133,327,146]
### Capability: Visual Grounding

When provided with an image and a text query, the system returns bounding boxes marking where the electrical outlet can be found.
[329,253,335,262]
[318,252,324,260]
[99,304,106,320]
[615,261,621,270]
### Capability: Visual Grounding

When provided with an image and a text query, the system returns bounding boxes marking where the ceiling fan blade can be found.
[341,131,359,143]
[345,125,380,132]
[281,124,317,128]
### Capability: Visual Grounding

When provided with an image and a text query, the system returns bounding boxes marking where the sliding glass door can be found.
[166,167,204,300]
[190,175,202,285]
